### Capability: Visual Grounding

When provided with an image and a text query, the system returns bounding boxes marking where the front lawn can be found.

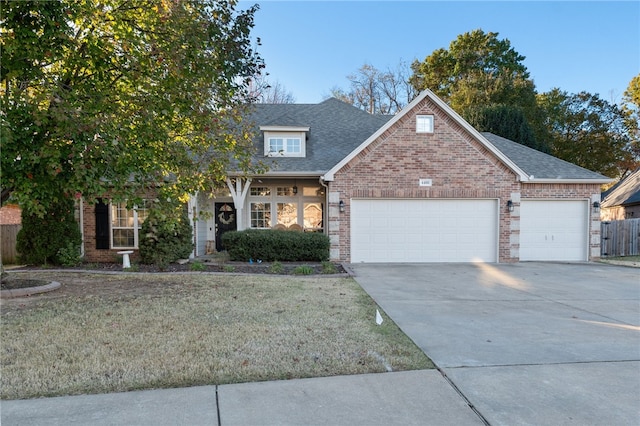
[0,272,433,400]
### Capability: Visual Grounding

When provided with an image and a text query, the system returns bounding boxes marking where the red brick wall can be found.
[327,96,602,263]
[329,96,520,262]
[82,191,156,263]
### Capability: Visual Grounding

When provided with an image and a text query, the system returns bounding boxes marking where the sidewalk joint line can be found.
[436,366,491,426]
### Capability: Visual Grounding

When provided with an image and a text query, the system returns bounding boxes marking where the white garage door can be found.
[520,200,588,261]
[351,199,497,263]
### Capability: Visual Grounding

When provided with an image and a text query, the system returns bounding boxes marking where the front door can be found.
[214,202,237,252]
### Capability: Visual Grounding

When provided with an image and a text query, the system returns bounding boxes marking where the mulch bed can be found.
[4,260,347,278]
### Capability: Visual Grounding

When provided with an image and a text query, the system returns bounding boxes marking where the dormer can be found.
[260,126,309,157]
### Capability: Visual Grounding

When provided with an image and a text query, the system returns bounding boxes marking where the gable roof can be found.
[246,90,611,185]
[601,168,640,208]
[247,98,391,176]
[482,133,611,182]
[323,90,611,184]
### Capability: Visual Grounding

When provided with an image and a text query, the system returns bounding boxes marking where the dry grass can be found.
[1,272,433,400]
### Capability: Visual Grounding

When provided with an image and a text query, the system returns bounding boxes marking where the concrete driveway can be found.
[351,262,640,426]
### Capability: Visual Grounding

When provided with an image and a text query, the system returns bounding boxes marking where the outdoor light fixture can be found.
[507,200,514,212]
[339,200,345,212]
[593,201,600,212]
[292,185,298,195]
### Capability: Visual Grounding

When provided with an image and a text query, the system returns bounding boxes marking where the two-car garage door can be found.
[351,199,497,263]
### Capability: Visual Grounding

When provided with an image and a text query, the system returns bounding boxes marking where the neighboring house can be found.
[80,90,611,263]
[600,168,640,221]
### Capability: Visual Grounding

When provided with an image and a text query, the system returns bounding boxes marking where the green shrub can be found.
[189,261,205,271]
[57,242,82,267]
[221,229,330,262]
[139,203,193,266]
[292,265,314,275]
[321,261,338,274]
[16,198,82,265]
[267,261,284,274]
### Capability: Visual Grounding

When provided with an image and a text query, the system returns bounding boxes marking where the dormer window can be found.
[261,126,309,157]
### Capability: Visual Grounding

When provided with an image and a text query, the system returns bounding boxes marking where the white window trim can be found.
[110,201,147,249]
[247,183,324,231]
[261,127,308,157]
[416,115,434,133]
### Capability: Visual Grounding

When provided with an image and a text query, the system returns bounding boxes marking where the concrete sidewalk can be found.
[1,370,484,425]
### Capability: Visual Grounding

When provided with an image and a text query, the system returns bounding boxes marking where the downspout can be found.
[318,177,329,236]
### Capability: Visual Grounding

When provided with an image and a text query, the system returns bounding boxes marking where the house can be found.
[80,90,611,263]
[600,168,640,221]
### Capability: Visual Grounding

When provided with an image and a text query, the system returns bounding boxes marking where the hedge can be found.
[221,229,330,262]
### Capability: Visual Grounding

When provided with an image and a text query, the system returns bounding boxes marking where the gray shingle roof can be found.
[248,98,391,174]
[482,132,610,181]
[245,99,609,183]
[601,168,640,207]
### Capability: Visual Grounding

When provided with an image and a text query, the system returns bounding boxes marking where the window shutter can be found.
[95,199,109,249]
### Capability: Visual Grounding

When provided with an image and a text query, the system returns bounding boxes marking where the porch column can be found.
[226,177,252,230]
[187,192,198,258]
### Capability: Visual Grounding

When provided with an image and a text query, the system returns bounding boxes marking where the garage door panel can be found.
[520,201,587,262]
[351,199,497,263]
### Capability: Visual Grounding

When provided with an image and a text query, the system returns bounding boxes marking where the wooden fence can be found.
[1,224,22,264]
[601,219,640,257]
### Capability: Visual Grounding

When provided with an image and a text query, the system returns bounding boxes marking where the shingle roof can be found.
[481,132,610,181]
[248,98,391,174]
[245,98,609,183]
[601,168,640,208]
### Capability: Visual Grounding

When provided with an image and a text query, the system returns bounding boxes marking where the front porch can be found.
[192,178,326,257]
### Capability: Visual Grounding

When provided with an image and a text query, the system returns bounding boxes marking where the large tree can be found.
[537,89,634,178]
[410,29,547,148]
[1,0,264,216]
[621,74,640,169]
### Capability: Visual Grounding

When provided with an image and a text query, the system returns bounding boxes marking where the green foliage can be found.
[410,29,547,147]
[223,265,236,273]
[292,265,314,275]
[1,0,265,216]
[321,261,338,274]
[267,261,284,274]
[465,105,548,152]
[57,242,82,267]
[139,204,193,267]
[537,89,634,177]
[16,198,82,265]
[189,261,206,272]
[222,230,330,262]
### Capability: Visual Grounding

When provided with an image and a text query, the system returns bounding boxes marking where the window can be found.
[250,187,271,196]
[276,203,298,227]
[304,203,323,231]
[269,137,301,155]
[111,201,148,248]
[250,202,271,228]
[416,115,434,133]
[261,127,308,157]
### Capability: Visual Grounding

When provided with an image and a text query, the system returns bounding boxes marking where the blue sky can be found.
[240,1,639,104]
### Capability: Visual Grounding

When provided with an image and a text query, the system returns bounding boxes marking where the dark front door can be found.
[214,202,237,252]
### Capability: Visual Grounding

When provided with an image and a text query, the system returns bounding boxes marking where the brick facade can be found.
[326,96,602,263]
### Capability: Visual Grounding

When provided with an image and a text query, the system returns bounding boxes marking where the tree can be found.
[1,0,264,216]
[329,61,416,114]
[537,89,634,178]
[410,29,547,148]
[465,105,547,152]
[249,74,295,104]
[621,74,640,170]
[16,197,82,265]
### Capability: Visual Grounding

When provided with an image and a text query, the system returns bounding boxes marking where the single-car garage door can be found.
[351,199,498,263]
[520,200,588,261]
